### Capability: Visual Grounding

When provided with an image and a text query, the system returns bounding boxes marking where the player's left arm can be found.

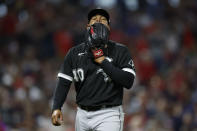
[96,47,136,89]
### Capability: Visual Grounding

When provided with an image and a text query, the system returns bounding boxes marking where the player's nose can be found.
[95,19,100,23]
[95,16,102,22]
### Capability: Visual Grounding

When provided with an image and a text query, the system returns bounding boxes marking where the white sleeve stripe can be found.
[122,68,136,77]
[57,73,73,81]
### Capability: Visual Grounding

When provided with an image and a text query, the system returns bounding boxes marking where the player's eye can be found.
[101,20,107,24]
[101,16,107,20]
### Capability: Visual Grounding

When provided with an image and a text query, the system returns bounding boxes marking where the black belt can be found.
[78,105,119,111]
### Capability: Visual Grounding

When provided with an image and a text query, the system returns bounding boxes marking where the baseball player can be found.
[51,8,136,131]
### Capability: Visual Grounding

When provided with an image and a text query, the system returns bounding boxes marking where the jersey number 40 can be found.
[72,68,84,82]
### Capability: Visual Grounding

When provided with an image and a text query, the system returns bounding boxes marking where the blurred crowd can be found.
[0,0,197,131]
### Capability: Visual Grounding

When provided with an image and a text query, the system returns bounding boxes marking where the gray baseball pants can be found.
[75,105,124,131]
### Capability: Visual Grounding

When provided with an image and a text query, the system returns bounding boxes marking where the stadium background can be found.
[0,0,197,130]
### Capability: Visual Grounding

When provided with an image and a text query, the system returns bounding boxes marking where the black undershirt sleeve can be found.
[100,59,135,89]
[52,77,72,112]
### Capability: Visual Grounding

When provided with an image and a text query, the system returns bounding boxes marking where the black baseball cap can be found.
[88,8,110,24]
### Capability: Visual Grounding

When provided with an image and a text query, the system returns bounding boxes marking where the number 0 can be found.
[77,68,84,81]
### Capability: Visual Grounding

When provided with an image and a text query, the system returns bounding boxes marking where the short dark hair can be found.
[88,8,110,24]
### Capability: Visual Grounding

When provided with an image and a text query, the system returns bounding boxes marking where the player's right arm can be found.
[51,49,73,126]
[51,78,72,126]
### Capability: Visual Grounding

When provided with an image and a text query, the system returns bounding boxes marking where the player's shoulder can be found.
[68,42,86,55]
[109,40,129,51]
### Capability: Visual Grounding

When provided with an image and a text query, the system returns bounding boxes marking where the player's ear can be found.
[106,25,110,31]
[87,24,90,29]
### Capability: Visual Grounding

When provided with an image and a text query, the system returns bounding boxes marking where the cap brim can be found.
[88,9,110,23]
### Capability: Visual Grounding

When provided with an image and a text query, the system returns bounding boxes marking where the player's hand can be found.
[95,56,105,64]
[91,48,105,64]
[51,109,63,126]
